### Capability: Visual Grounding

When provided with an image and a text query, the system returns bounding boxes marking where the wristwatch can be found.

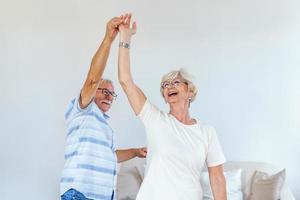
[119,42,130,49]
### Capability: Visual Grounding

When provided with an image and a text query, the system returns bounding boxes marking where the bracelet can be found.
[119,42,130,49]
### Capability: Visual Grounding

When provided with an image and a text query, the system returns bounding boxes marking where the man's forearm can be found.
[80,38,112,108]
[87,38,112,84]
[116,149,136,163]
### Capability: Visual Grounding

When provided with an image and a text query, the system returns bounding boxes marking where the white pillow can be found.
[200,168,243,200]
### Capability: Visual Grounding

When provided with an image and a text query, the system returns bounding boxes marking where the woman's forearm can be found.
[118,42,134,86]
[208,165,227,200]
[210,174,227,200]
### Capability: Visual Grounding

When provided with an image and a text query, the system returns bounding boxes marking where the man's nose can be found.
[106,94,113,100]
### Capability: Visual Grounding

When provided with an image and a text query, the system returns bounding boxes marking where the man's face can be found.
[94,81,115,113]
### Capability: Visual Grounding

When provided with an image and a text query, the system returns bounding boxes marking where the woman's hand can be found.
[119,13,137,44]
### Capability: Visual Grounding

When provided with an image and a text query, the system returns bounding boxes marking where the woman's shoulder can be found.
[138,100,169,124]
[197,123,217,136]
[197,121,212,128]
[147,100,170,115]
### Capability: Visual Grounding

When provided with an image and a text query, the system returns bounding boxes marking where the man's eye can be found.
[173,80,180,84]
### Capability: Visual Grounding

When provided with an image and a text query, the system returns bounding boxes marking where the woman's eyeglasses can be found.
[97,88,117,99]
[161,79,188,89]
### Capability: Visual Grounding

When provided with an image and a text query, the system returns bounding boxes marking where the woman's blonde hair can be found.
[160,69,198,103]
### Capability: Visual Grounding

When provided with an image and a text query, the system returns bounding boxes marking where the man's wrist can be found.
[132,148,138,157]
[103,36,113,45]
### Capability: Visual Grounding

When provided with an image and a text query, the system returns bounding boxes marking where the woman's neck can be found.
[169,102,195,125]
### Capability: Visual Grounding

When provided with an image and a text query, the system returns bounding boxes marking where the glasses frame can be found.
[161,79,188,89]
[97,88,118,99]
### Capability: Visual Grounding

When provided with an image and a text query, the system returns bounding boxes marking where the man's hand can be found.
[134,147,147,158]
[104,16,124,43]
[116,147,147,163]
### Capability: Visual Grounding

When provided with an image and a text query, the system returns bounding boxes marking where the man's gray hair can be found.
[100,78,113,85]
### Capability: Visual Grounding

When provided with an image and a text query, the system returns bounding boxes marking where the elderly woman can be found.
[117,13,227,200]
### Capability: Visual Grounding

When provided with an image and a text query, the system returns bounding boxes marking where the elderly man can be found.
[60,15,147,200]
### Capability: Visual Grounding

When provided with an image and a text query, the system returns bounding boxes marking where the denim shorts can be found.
[61,189,92,200]
[61,189,115,200]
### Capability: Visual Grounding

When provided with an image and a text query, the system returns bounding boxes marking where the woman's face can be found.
[162,77,192,105]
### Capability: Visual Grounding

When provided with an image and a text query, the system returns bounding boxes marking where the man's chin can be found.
[98,105,111,113]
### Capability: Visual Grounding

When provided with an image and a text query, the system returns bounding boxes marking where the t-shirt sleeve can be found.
[64,94,95,121]
[206,126,226,167]
[137,100,163,127]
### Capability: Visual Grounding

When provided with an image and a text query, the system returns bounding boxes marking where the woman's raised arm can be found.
[118,13,147,115]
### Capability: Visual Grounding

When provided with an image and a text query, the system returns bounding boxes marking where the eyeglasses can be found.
[97,88,117,99]
[161,79,188,89]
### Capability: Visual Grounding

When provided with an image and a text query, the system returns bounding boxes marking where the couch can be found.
[116,158,295,200]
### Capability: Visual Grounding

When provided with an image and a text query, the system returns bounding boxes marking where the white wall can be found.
[1,0,299,199]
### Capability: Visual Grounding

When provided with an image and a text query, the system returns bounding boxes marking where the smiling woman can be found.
[118,13,227,200]
[160,69,198,106]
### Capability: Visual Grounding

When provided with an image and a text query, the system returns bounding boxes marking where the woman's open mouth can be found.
[168,92,178,97]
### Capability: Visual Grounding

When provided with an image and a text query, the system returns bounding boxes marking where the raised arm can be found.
[118,13,147,115]
[79,16,123,109]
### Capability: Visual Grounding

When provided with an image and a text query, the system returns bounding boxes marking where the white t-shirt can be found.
[136,100,226,200]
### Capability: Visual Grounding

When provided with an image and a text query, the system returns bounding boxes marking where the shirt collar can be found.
[98,107,110,120]
[103,112,110,120]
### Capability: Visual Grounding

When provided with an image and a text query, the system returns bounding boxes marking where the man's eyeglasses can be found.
[161,79,188,89]
[97,88,117,99]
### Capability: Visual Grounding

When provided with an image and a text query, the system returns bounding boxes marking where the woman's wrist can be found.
[119,39,131,44]
[119,32,131,44]
[119,42,130,49]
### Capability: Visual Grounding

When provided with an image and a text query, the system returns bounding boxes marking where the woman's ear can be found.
[188,90,193,99]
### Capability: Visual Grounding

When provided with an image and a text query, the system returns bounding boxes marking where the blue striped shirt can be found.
[61,96,117,200]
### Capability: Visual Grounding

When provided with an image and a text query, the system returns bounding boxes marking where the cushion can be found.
[201,168,243,200]
[116,166,142,200]
[249,169,285,200]
[118,197,135,200]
